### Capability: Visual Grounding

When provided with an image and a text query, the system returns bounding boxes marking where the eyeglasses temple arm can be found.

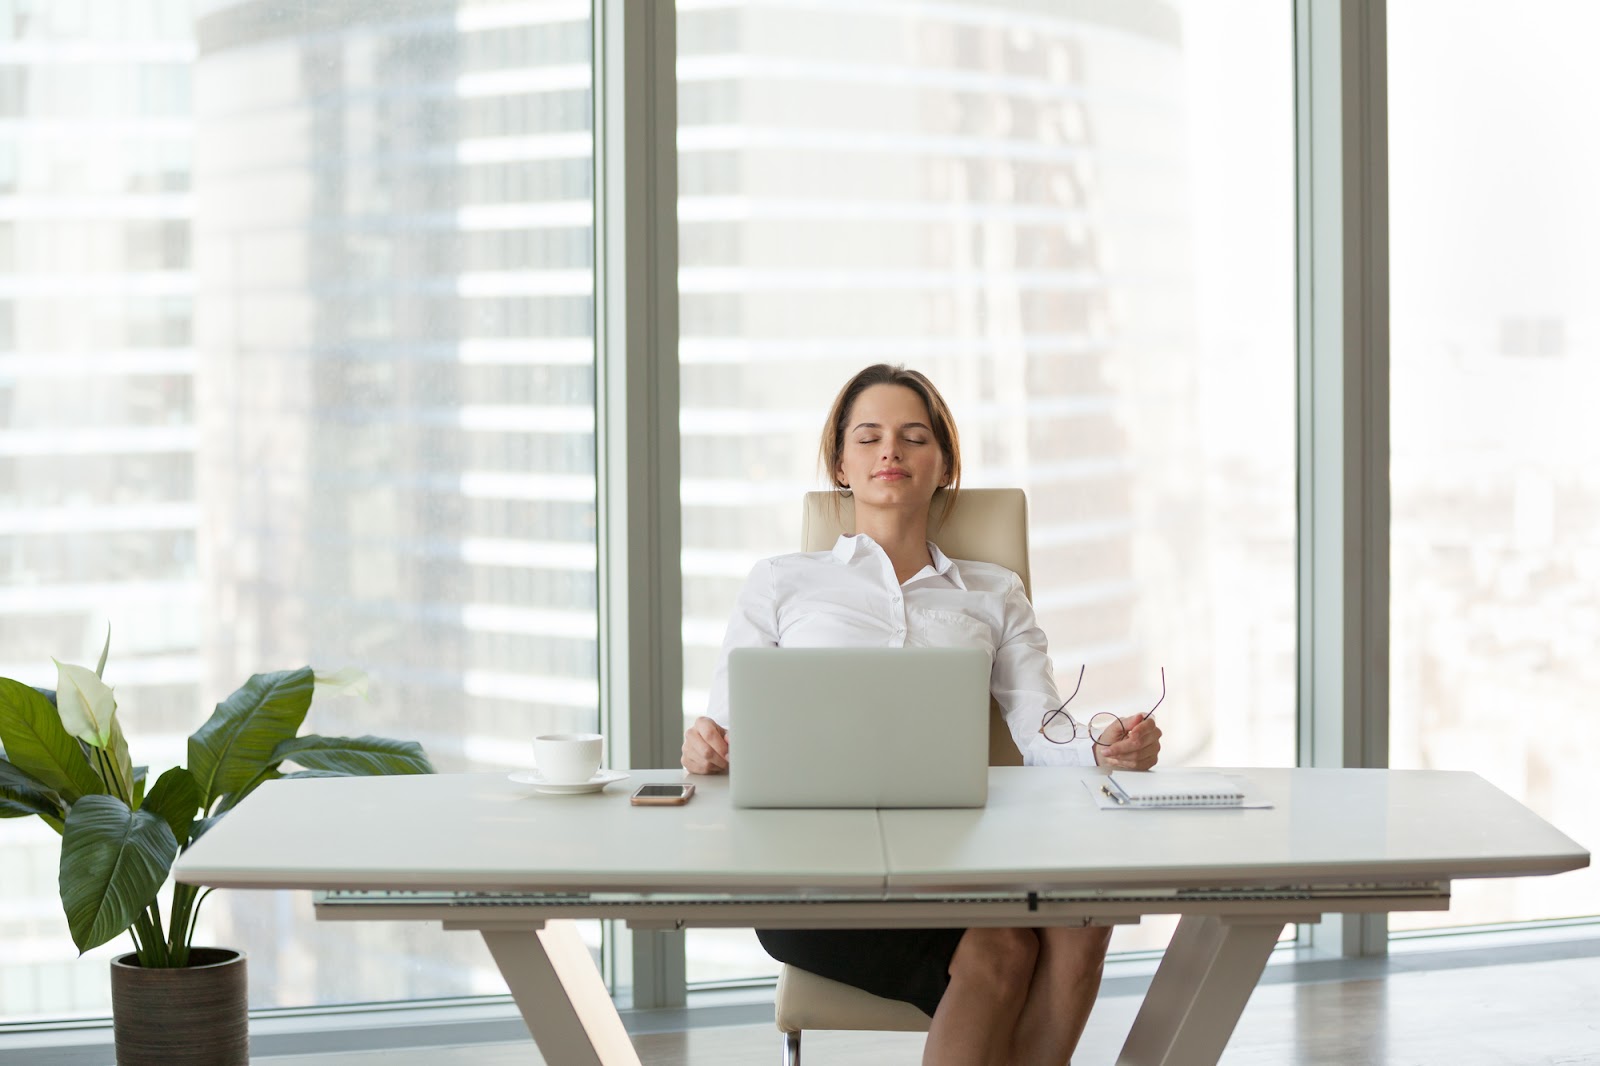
[1144,666,1166,721]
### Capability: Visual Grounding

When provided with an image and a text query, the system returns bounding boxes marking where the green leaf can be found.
[271,735,435,777]
[187,668,314,809]
[81,724,136,806]
[188,812,224,845]
[0,757,65,820]
[103,716,136,804]
[60,795,178,955]
[212,767,280,816]
[139,767,201,851]
[0,679,104,803]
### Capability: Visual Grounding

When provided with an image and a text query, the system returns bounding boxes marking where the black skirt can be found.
[757,927,968,1018]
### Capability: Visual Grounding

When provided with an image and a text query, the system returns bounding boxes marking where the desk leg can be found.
[1116,914,1284,1066]
[480,920,642,1066]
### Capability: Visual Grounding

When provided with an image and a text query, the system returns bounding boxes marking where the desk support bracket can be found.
[1117,914,1305,1066]
[480,920,641,1066]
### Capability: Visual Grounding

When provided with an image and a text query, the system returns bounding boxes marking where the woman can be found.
[682,363,1162,1066]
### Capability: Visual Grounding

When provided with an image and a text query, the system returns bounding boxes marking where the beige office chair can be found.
[775,487,1030,1065]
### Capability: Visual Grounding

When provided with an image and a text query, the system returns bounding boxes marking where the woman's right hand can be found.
[681,716,730,775]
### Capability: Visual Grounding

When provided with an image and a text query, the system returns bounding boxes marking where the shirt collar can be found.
[926,541,964,586]
[829,534,968,589]
[830,533,870,563]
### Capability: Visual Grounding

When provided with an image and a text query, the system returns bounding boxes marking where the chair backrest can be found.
[800,487,1028,766]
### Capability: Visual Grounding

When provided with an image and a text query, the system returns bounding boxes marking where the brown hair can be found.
[818,363,962,519]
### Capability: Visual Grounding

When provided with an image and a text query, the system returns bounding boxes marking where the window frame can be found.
[593,0,686,1010]
[1293,0,1391,958]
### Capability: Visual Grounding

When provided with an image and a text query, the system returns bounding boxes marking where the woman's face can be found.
[836,383,949,514]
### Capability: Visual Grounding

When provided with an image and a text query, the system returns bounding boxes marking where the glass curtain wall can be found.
[1,0,598,1019]
[1388,0,1600,933]
[676,0,1294,984]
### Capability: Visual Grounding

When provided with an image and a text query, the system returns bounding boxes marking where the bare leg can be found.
[923,928,1040,1066]
[1007,925,1112,1066]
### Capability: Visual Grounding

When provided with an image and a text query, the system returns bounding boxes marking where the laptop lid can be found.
[728,647,991,809]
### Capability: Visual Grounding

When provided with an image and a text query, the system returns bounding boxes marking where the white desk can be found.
[175,767,1588,1066]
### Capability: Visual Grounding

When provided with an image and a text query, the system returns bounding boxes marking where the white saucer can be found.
[508,768,629,795]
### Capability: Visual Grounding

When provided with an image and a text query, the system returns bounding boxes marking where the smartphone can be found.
[630,783,695,806]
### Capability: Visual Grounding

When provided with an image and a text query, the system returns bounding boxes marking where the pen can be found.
[1100,784,1127,806]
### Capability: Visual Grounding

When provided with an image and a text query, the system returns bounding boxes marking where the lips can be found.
[873,468,910,480]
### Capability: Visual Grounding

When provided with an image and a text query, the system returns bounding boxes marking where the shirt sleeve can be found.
[991,572,1098,768]
[705,558,780,730]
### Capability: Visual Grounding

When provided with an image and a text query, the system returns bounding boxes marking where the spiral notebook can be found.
[1093,771,1256,809]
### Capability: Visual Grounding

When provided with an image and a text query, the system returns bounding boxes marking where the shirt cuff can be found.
[1021,735,1097,768]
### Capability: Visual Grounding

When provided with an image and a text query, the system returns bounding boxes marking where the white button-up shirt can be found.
[706,533,1097,766]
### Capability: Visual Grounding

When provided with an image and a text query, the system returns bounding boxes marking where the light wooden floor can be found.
[263,948,1600,1066]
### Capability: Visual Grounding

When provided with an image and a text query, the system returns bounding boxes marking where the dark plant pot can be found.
[110,948,248,1066]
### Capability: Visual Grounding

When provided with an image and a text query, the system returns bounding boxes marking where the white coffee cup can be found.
[534,733,604,785]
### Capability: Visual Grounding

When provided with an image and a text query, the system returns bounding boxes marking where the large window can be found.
[8,0,1590,1041]
[676,0,1294,983]
[1388,0,1600,933]
[0,0,598,1020]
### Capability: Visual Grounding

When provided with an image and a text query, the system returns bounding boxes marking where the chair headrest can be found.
[800,488,1031,599]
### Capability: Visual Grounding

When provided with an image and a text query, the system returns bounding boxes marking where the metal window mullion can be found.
[1295,0,1390,958]
[594,0,684,1008]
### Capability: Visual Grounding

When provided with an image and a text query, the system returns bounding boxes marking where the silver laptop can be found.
[728,647,990,809]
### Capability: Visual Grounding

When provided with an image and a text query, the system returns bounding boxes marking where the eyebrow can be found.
[851,421,932,433]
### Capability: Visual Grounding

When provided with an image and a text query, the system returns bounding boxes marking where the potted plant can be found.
[0,630,434,1066]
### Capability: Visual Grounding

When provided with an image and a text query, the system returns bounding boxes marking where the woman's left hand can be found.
[1093,712,1162,770]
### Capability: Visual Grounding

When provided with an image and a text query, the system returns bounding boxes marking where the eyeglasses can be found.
[1038,666,1165,747]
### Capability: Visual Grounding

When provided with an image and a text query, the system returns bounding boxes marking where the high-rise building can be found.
[672,0,1251,979]
[190,0,600,1008]
[0,0,199,1019]
[675,0,1207,736]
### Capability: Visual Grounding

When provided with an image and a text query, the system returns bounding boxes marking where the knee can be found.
[1080,924,1112,957]
[950,928,1040,997]
[1044,924,1112,978]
